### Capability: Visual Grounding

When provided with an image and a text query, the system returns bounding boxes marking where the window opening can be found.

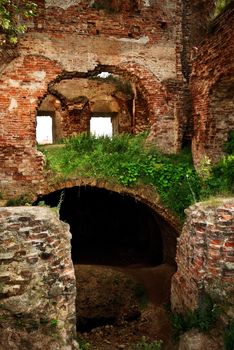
[90,117,112,137]
[36,115,53,144]
[97,71,111,79]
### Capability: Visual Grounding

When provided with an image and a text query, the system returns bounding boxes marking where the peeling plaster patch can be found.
[45,0,81,9]
[8,79,20,88]
[22,82,42,91]
[112,36,149,44]
[31,71,46,81]
[8,98,18,111]
[143,0,151,7]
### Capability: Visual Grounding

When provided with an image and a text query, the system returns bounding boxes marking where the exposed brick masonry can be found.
[171,198,234,312]
[0,207,76,350]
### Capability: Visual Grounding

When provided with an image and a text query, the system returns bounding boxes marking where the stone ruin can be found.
[0,0,233,349]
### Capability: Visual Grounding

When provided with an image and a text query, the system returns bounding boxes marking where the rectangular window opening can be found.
[36,115,53,144]
[90,117,113,137]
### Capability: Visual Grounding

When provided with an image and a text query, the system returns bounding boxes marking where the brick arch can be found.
[40,178,181,232]
[39,178,180,264]
[0,55,178,197]
[45,62,178,152]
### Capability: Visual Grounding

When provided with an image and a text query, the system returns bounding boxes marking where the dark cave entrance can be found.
[37,186,169,266]
[35,186,177,332]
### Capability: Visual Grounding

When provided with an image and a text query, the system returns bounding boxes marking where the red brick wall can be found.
[0,55,62,196]
[171,198,234,312]
[190,4,234,165]
[0,0,184,197]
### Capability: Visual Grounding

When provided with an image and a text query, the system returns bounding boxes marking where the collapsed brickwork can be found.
[171,198,234,313]
[0,207,76,350]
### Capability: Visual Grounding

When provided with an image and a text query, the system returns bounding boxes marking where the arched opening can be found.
[34,183,178,344]
[37,186,171,266]
[36,185,177,335]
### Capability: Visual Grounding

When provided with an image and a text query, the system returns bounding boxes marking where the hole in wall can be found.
[36,115,53,144]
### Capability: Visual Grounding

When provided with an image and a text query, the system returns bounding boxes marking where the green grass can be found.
[39,133,234,221]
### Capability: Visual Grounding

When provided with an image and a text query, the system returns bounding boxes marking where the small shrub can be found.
[6,195,31,206]
[170,295,220,338]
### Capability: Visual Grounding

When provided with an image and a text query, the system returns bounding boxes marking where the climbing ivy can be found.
[0,0,37,44]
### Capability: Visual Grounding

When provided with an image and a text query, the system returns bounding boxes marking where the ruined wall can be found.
[171,198,234,313]
[190,3,234,165]
[0,207,76,350]
[0,0,183,198]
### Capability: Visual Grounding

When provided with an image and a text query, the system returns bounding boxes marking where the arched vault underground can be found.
[36,180,180,266]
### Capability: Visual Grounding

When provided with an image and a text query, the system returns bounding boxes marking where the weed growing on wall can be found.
[169,295,220,339]
[40,133,234,221]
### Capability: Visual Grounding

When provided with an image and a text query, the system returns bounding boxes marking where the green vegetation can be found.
[89,74,133,97]
[40,133,234,221]
[224,130,234,155]
[224,319,234,350]
[0,0,37,44]
[169,296,220,339]
[77,338,90,350]
[6,194,32,206]
[213,0,233,18]
[132,336,162,350]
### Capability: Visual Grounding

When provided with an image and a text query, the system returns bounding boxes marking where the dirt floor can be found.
[75,263,178,350]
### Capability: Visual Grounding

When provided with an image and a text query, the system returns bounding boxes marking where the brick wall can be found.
[171,198,234,313]
[190,3,234,165]
[0,207,76,350]
[0,0,185,197]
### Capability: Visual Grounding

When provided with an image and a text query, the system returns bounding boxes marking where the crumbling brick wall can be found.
[171,198,234,313]
[0,207,76,350]
[0,0,183,198]
[190,3,234,166]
